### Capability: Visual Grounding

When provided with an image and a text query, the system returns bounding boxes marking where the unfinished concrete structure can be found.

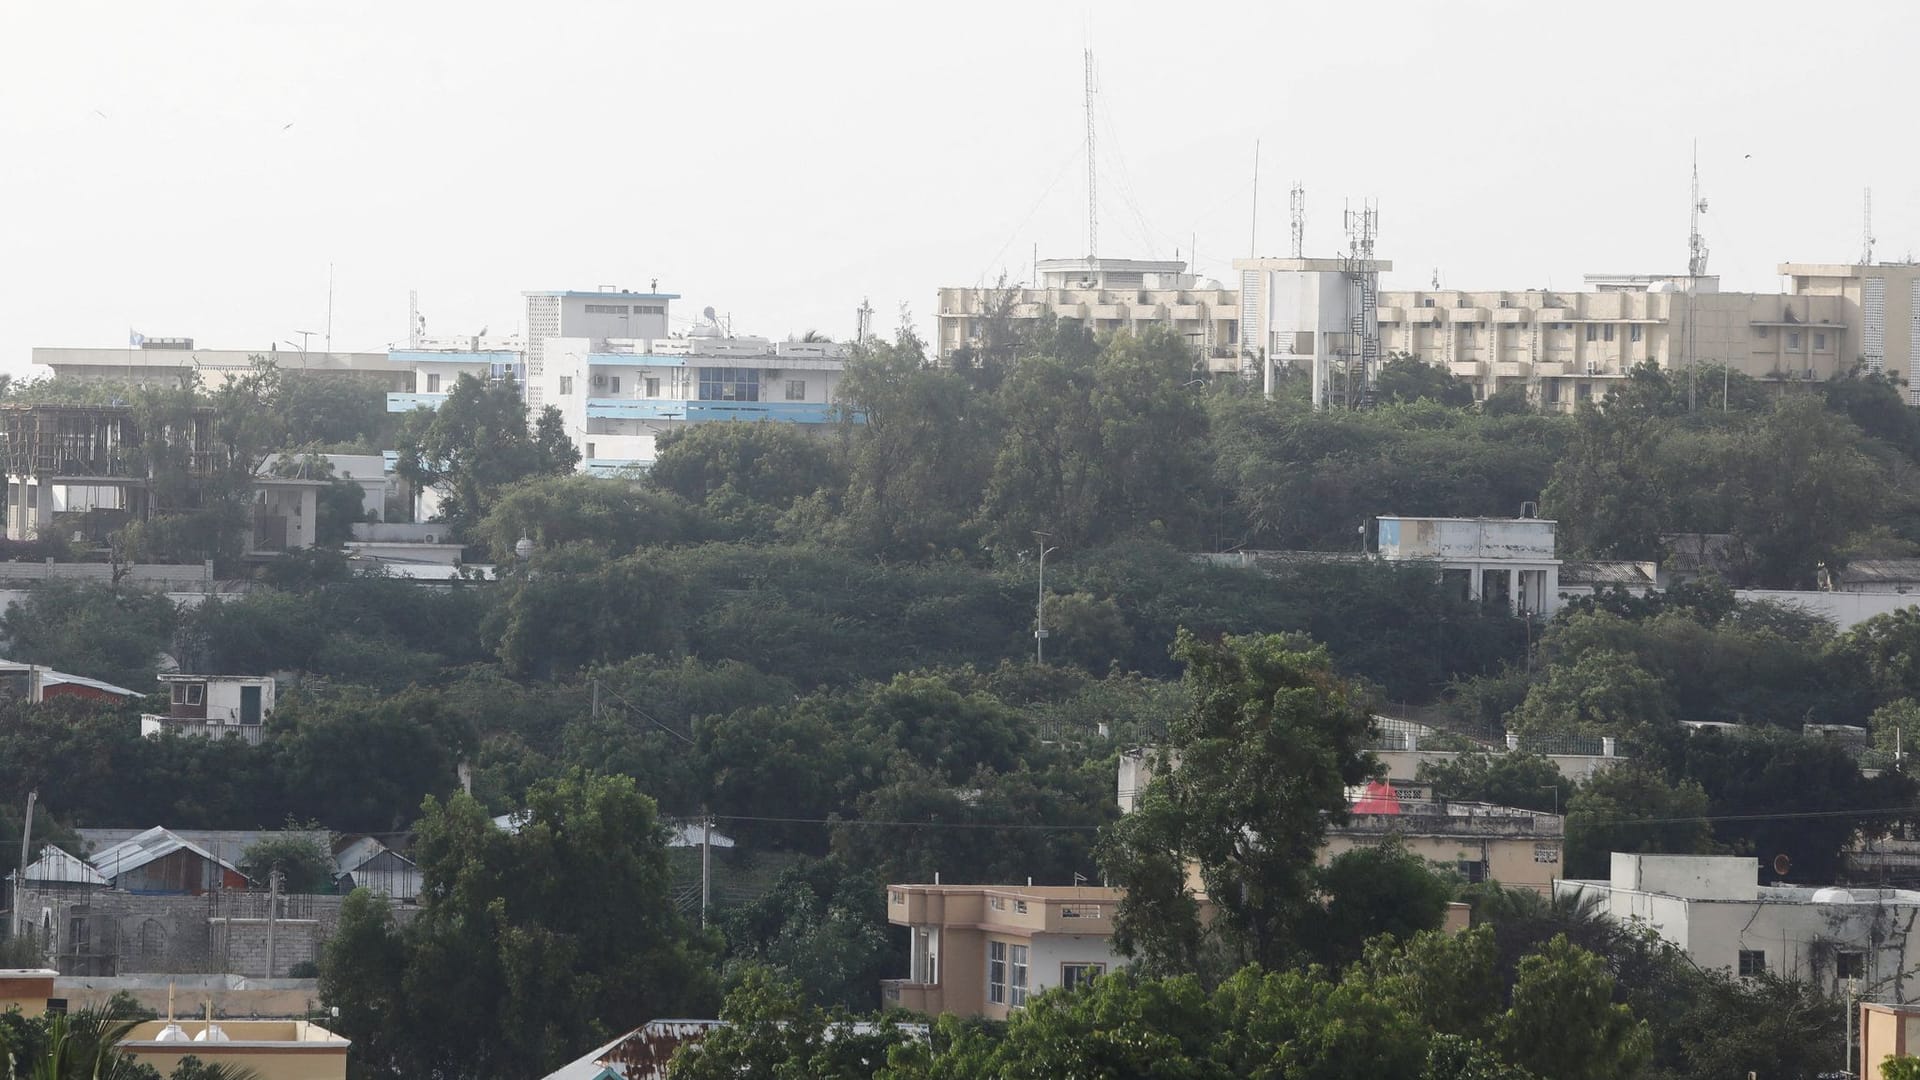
[1,404,218,541]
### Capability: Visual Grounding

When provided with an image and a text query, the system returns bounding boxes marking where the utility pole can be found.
[1084,48,1098,259]
[1034,532,1057,664]
[265,866,282,979]
[12,790,35,939]
[591,678,600,720]
[700,813,713,930]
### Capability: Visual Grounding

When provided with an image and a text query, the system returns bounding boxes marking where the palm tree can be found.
[0,1004,261,1080]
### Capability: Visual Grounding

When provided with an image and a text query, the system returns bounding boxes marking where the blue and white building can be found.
[385,335,527,414]
[538,324,853,475]
[524,287,679,409]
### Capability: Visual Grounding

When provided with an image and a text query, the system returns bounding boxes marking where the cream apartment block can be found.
[1782,262,1920,402]
[1376,274,1851,408]
[882,883,1126,1020]
[938,258,1920,411]
[935,258,1241,372]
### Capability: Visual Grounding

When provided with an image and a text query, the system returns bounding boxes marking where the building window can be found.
[1816,332,1828,350]
[609,376,621,394]
[635,304,665,315]
[1013,900,1028,914]
[1789,331,1802,349]
[586,443,596,460]
[171,683,205,706]
[1738,949,1767,977]
[583,304,629,314]
[1837,951,1865,980]
[1630,324,1643,343]
[988,942,1007,1005]
[786,379,807,401]
[698,367,760,402]
[989,896,1005,910]
[1756,326,1769,338]
[559,376,573,396]
[1542,380,1561,404]
[1061,963,1105,990]
[1576,383,1592,402]
[1455,860,1488,883]
[1009,944,1030,1007]
[1422,298,1436,308]
[426,373,441,393]
[1603,324,1615,343]
[645,377,661,397]
[1585,324,1598,342]
[1533,845,1560,863]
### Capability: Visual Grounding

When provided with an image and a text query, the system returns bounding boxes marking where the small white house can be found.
[140,675,275,744]
[1556,853,1920,999]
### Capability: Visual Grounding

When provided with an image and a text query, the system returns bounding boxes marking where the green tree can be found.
[834,330,997,558]
[486,544,683,676]
[1417,752,1573,814]
[1351,926,1505,1044]
[720,857,898,1012]
[476,473,697,561]
[238,824,335,894]
[649,423,845,540]
[395,373,578,536]
[978,325,1212,551]
[669,968,908,1080]
[1305,840,1454,967]
[1496,935,1649,1080]
[1374,353,1473,407]
[1883,1055,1920,1080]
[1542,407,1668,559]
[1720,397,1884,587]
[1562,762,1715,877]
[1506,649,1672,741]
[1871,697,1920,757]
[321,772,719,1078]
[1098,632,1376,972]
[0,581,178,690]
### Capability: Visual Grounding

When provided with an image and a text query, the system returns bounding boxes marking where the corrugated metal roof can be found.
[333,836,416,875]
[1834,560,1920,584]
[1560,560,1658,587]
[22,845,107,886]
[88,827,247,883]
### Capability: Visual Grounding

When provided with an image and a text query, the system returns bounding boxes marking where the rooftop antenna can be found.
[1431,267,1441,290]
[1084,47,1098,259]
[1288,182,1305,258]
[1687,140,1710,277]
[855,297,874,346]
[325,263,334,355]
[1248,140,1260,257]
[408,290,420,348]
[1862,187,1876,265]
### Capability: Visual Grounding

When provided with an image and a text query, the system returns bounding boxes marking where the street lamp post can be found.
[1034,532,1057,665]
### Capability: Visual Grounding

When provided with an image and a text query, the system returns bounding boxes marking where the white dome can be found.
[1811,887,1854,903]
[194,1023,231,1042]
[154,1023,190,1043]
[1647,280,1679,294]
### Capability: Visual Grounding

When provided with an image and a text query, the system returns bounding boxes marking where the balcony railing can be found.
[149,720,265,745]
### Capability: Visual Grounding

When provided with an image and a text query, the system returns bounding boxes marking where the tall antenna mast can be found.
[408,289,420,348]
[1248,141,1260,257]
[1084,48,1098,259]
[1862,187,1876,265]
[1687,140,1710,277]
[1288,182,1305,258]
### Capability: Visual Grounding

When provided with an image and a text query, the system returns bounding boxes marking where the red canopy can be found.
[1352,779,1402,815]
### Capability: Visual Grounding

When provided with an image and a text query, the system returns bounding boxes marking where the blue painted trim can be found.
[387,392,449,412]
[587,353,689,368]
[389,350,522,363]
[584,398,857,424]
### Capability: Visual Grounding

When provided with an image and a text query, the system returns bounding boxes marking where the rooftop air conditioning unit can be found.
[1585,361,1599,375]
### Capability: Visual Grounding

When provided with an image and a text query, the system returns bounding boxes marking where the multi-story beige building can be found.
[882,883,1125,1020]
[935,258,1240,371]
[1782,261,1920,402]
[1375,273,1851,409]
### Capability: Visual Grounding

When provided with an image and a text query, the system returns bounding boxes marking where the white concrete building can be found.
[1235,257,1392,407]
[935,257,1240,371]
[523,288,678,409]
[1557,853,1920,999]
[384,336,527,414]
[247,477,326,555]
[32,340,409,390]
[538,329,851,474]
[1376,515,1561,616]
[141,675,275,743]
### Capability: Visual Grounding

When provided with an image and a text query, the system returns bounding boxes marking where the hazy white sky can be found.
[2,1,1915,375]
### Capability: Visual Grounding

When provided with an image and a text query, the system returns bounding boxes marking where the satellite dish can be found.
[702,305,718,323]
[1773,854,1793,878]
